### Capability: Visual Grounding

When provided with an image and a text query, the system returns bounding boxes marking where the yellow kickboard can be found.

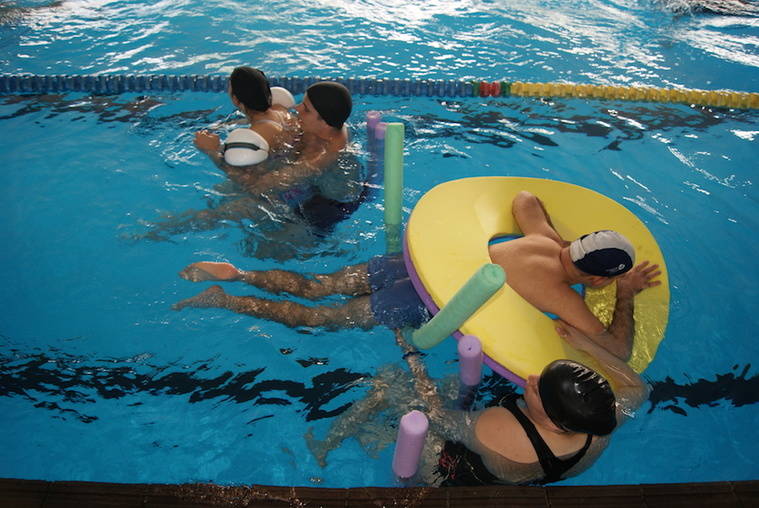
[405,177,669,381]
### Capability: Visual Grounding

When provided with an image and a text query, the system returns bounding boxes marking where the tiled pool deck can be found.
[1,478,756,507]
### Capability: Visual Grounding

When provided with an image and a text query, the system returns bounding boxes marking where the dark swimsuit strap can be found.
[502,396,593,484]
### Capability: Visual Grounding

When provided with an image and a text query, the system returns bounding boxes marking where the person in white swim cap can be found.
[195,78,360,222]
[488,191,661,361]
[194,66,298,167]
[141,71,363,257]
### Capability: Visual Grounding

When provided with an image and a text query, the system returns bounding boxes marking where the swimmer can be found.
[173,192,659,360]
[489,191,661,360]
[194,66,298,166]
[305,324,649,485]
[140,79,364,258]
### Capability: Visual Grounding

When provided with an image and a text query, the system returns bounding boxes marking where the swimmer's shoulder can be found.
[474,405,598,465]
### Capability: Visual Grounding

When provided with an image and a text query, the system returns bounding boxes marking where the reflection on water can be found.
[647,363,757,415]
[1,0,757,91]
[1,343,754,424]
[0,346,367,423]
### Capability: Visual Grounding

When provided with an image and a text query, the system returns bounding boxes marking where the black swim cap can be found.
[538,360,617,436]
[230,66,272,112]
[306,81,352,128]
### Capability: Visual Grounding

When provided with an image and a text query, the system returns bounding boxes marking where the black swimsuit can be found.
[436,395,593,486]
[295,184,367,235]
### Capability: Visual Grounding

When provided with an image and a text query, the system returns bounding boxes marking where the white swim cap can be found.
[223,128,270,166]
[270,87,295,109]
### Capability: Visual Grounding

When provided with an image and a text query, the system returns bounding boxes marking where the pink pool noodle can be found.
[375,121,387,140]
[458,335,483,387]
[392,410,429,479]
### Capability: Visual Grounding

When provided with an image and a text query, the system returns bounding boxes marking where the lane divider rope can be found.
[0,74,756,109]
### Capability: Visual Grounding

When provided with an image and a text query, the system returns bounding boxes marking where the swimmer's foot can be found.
[179,262,242,282]
[172,285,227,311]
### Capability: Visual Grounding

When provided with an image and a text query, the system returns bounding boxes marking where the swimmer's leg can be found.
[248,220,322,262]
[305,372,393,467]
[141,197,265,241]
[172,285,378,329]
[179,262,243,282]
[179,262,371,300]
[394,329,444,421]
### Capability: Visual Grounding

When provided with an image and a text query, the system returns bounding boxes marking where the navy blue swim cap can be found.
[538,360,617,436]
[230,66,272,112]
[306,81,352,128]
[570,230,635,277]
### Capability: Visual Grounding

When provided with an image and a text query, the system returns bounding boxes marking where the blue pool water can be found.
[1,0,758,488]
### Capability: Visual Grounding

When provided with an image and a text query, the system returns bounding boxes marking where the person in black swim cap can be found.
[538,359,617,435]
[301,81,352,129]
[145,73,363,259]
[295,322,649,486]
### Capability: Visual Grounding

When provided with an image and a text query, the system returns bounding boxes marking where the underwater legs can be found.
[179,262,372,300]
[172,285,377,330]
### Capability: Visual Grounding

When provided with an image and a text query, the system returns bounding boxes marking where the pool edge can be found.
[1,477,756,507]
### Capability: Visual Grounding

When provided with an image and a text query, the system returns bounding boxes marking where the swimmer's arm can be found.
[604,261,663,361]
[549,287,607,338]
[511,191,567,246]
[227,146,339,195]
[194,130,224,166]
[556,322,649,423]
[194,124,298,191]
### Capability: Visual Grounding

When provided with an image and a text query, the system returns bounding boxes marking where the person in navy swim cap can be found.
[489,191,661,361]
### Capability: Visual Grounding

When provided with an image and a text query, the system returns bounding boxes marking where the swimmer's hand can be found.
[555,321,593,352]
[194,130,221,154]
[616,260,661,298]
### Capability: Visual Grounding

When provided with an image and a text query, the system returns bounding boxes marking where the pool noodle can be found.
[366,110,381,132]
[365,113,383,199]
[384,123,404,254]
[412,263,505,349]
[457,335,483,410]
[458,335,483,387]
[392,410,429,479]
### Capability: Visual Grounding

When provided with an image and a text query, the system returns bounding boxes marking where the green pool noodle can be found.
[385,223,402,255]
[384,122,404,228]
[412,263,506,349]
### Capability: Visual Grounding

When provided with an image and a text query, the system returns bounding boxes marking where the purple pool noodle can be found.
[375,121,388,140]
[392,410,429,479]
[458,335,483,387]
[366,110,381,131]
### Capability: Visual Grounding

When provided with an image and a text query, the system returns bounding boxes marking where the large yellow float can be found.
[403,176,669,384]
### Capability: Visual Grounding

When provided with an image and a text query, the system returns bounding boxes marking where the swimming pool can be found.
[1,0,757,488]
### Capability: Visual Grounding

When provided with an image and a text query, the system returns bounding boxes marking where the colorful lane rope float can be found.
[1,74,757,110]
[403,176,670,385]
